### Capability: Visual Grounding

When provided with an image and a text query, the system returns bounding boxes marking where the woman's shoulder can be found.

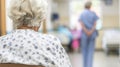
[0,35,6,41]
[0,33,14,44]
[0,33,12,40]
[38,33,62,48]
[38,33,60,42]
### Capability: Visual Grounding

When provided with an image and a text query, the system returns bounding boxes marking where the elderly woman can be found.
[0,0,72,67]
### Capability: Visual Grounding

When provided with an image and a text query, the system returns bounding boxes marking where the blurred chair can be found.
[0,64,44,67]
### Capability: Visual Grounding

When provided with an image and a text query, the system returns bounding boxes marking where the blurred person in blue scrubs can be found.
[79,1,99,67]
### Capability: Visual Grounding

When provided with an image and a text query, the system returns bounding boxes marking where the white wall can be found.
[102,0,119,15]
[101,0,119,28]
[96,0,119,49]
[43,0,52,30]
[52,0,70,25]
[6,0,13,34]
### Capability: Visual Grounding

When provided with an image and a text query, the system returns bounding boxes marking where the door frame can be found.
[0,0,6,35]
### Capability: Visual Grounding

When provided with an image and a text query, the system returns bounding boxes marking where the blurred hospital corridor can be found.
[69,51,120,67]
[0,0,120,67]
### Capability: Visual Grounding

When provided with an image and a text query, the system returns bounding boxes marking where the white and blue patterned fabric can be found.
[0,29,72,67]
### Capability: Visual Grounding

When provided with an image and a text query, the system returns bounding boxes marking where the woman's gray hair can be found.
[8,0,48,29]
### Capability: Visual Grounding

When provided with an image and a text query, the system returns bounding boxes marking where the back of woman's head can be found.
[9,0,48,29]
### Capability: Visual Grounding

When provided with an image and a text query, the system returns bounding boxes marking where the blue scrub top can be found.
[79,9,99,39]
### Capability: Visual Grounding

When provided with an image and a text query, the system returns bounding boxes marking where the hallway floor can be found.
[68,51,120,67]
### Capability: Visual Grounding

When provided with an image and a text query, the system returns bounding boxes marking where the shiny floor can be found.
[68,51,120,67]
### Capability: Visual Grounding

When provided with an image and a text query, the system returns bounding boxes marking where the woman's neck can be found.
[18,26,32,29]
[18,25,39,32]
